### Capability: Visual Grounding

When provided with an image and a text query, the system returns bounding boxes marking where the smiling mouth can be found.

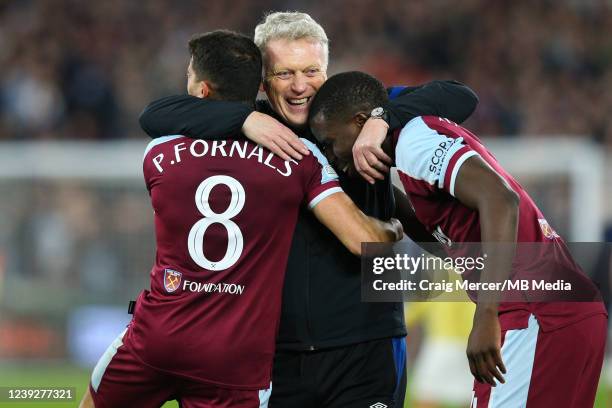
[287,97,311,106]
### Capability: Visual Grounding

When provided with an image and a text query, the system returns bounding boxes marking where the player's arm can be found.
[385,80,479,129]
[139,95,307,161]
[354,80,479,183]
[139,95,253,139]
[302,138,402,254]
[453,155,520,387]
[392,186,446,256]
[77,388,94,408]
[312,192,403,255]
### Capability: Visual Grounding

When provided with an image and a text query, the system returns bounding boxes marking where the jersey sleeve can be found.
[299,139,343,209]
[142,135,184,193]
[395,116,480,197]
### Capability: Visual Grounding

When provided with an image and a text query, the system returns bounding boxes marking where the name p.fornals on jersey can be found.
[148,138,298,177]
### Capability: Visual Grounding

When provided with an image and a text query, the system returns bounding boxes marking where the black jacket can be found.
[139,81,479,350]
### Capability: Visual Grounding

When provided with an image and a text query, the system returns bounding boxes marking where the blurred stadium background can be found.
[0,1,610,407]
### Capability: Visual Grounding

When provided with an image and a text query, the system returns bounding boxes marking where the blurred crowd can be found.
[0,0,611,145]
[0,182,154,306]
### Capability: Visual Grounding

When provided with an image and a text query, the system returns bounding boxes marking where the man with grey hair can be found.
[255,12,330,67]
[140,11,479,407]
[253,12,330,130]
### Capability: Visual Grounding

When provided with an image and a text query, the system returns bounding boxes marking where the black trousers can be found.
[269,337,407,408]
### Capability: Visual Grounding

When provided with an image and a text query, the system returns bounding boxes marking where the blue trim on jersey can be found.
[143,135,184,160]
[300,138,338,185]
[308,186,343,209]
[389,86,407,100]
[392,336,406,396]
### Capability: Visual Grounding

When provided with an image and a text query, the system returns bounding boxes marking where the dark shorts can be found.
[89,329,271,408]
[269,337,407,408]
[472,313,607,407]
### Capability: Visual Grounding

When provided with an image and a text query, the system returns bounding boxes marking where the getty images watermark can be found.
[361,241,609,303]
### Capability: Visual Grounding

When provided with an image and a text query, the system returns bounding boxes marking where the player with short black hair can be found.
[308,71,388,125]
[187,30,262,104]
[309,70,608,408]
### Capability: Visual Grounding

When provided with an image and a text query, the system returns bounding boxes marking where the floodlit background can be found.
[0,1,610,407]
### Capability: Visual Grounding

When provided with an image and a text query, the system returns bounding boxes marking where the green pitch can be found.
[0,363,607,407]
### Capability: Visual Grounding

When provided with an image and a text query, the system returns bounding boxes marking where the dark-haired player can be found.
[80,34,401,408]
[309,71,607,408]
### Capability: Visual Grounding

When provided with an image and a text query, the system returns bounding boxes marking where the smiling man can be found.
[260,35,327,127]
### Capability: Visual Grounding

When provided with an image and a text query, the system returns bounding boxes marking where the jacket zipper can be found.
[304,226,315,351]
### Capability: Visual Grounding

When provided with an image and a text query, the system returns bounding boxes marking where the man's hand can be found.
[352,117,393,184]
[466,306,506,386]
[242,112,309,161]
[389,217,404,241]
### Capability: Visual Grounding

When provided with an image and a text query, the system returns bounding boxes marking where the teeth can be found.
[288,97,309,105]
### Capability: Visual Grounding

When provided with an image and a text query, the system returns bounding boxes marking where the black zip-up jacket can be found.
[139,81,479,350]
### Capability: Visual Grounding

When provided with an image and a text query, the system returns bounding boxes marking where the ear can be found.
[354,112,369,128]
[259,80,266,93]
[199,81,212,98]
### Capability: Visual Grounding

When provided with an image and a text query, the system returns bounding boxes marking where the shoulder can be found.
[395,117,474,189]
[298,138,338,181]
[300,138,330,168]
[143,135,185,160]
[396,116,465,154]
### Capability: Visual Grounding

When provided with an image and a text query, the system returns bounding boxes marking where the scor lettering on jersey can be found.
[428,137,459,176]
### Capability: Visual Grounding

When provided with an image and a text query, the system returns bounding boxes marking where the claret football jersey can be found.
[393,116,606,331]
[126,135,341,389]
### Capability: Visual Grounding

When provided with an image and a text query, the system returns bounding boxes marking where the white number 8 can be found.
[188,175,245,271]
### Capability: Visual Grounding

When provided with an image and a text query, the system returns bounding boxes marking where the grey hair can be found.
[254,12,329,69]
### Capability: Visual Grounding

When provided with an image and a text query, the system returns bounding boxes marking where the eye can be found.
[274,70,293,80]
[304,68,321,77]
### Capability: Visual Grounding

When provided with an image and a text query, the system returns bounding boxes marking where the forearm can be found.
[313,192,402,256]
[393,187,435,243]
[384,80,479,130]
[139,95,253,139]
[337,213,400,256]
[477,194,520,309]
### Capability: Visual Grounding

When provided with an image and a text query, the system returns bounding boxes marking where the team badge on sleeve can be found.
[538,219,560,239]
[164,269,182,292]
[323,164,338,178]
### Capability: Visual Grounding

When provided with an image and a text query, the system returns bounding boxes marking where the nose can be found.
[290,72,307,94]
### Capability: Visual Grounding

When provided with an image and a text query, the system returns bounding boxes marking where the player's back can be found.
[127,135,340,389]
[394,116,606,331]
